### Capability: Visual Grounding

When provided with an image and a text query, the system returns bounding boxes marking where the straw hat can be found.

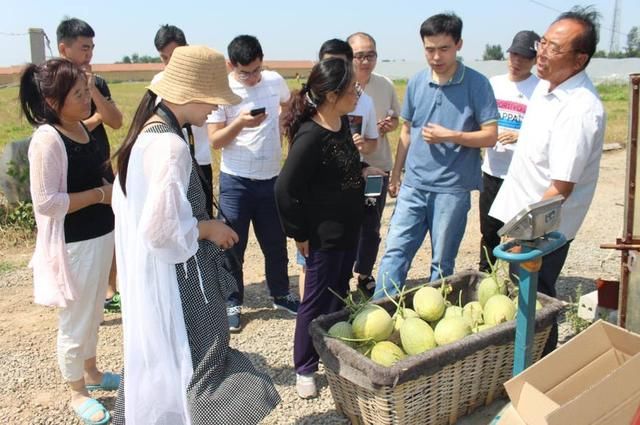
[148,45,240,105]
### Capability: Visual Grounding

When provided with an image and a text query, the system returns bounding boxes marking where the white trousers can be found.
[57,231,114,382]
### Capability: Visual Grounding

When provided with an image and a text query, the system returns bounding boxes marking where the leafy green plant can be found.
[1,201,35,231]
[6,158,29,185]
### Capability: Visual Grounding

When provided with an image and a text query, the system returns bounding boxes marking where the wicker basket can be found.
[310,270,564,425]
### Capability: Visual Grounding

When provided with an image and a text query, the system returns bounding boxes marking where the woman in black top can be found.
[20,58,117,425]
[275,58,383,399]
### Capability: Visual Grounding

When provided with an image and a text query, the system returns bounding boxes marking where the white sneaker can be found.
[296,373,317,399]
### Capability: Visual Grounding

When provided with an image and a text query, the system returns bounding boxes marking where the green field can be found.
[0,78,629,176]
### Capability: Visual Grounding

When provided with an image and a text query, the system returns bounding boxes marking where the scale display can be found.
[498,195,564,241]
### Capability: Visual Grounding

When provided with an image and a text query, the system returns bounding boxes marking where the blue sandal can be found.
[86,371,120,392]
[73,398,111,425]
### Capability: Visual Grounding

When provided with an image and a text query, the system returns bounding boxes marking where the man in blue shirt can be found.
[375,13,499,297]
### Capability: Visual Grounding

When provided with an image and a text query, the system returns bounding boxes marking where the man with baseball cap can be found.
[479,30,540,272]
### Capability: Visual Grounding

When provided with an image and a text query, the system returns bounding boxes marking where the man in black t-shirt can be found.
[57,18,123,148]
[57,18,123,311]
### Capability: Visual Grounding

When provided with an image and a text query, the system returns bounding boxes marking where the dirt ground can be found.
[0,148,625,424]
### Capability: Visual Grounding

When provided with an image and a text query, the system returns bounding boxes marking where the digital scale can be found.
[490,195,567,424]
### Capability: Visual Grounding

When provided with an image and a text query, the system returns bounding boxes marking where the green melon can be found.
[484,294,517,325]
[413,287,446,322]
[434,316,472,346]
[352,305,394,342]
[400,317,436,355]
[327,321,355,347]
[370,341,406,367]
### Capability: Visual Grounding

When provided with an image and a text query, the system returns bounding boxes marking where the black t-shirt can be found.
[275,117,365,250]
[90,75,112,156]
[57,126,115,243]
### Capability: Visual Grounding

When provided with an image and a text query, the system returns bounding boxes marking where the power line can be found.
[42,30,54,59]
[0,32,28,36]
[527,0,627,38]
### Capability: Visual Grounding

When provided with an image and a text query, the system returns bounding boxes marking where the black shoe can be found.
[357,275,376,298]
[272,294,299,315]
[226,304,242,332]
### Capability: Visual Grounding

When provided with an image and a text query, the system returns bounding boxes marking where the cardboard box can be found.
[504,320,640,425]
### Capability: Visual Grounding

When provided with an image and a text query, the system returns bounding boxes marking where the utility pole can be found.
[28,28,46,64]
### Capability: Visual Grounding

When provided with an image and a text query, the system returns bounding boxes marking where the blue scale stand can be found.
[488,196,566,423]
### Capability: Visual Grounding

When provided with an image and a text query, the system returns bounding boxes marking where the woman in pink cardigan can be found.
[21,58,118,425]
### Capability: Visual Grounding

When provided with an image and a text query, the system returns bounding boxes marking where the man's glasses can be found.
[534,39,577,57]
[354,52,377,63]
[235,66,263,80]
[340,82,362,98]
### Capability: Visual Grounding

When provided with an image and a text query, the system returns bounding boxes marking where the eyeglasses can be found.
[235,66,263,80]
[534,38,576,57]
[354,52,377,63]
[341,82,362,98]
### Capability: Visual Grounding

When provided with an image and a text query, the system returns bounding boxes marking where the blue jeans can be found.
[219,172,290,305]
[375,185,470,299]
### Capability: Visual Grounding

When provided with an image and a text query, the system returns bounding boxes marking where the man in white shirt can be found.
[490,7,605,353]
[151,25,216,217]
[347,32,401,296]
[208,35,297,332]
[318,39,379,153]
[479,30,539,272]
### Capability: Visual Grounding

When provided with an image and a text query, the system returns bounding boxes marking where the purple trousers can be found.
[294,247,356,375]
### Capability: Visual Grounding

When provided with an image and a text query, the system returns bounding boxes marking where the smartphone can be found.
[364,175,384,197]
[348,114,363,135]
[250,107,266,116]
[377,109,396,125]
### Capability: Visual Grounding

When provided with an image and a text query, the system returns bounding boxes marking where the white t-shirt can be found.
[362,72,401,171]
[207,70,290,180]
[481,73,538,178]
[489,71,606,240]
[151,71,212,166]
[349,92,378,140]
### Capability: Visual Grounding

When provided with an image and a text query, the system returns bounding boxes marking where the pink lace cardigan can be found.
[28,124,75,307]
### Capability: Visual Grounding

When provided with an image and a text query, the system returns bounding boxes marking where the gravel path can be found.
[0,149,624,424]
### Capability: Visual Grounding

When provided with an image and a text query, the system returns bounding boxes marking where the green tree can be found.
[139,55,162,63]
[607,51,626,59]
[593,50,606,58]
[627,26,640,57]
[131,53,140,63]
[122,55,131,64]
[482,44,504,61]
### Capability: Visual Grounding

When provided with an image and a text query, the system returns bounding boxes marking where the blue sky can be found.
[1,0,637,67]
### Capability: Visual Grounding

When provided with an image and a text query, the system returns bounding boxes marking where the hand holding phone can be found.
[377,109,396,133]
[348,114,363,135]
[250,107,266,116]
